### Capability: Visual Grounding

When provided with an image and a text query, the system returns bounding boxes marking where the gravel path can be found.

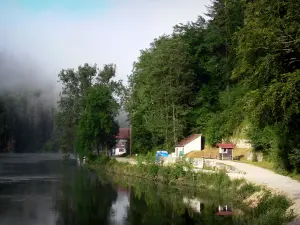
[206,159,300,219]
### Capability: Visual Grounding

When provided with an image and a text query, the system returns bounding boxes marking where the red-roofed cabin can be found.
[113,128,130,156]
[174,134,203,157]
[217,143,235,160]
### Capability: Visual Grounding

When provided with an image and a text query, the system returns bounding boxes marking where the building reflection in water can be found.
[183,197,233,216]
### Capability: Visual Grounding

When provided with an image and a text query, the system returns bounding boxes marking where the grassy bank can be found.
[87,154,294,225]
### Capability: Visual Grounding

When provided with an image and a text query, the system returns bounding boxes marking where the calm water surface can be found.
[0,154,235,225]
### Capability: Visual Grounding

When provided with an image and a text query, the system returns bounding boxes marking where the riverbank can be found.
[88,155,295,225]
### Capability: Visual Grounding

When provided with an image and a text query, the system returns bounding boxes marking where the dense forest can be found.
[0,91,57,153]
[0,53,57,153]
[126,0,300,172]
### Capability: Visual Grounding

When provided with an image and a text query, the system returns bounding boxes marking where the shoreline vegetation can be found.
[87,154,295,225]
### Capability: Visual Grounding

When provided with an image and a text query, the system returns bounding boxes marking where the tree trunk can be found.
[97,140,100,155]
[172,103,176,147]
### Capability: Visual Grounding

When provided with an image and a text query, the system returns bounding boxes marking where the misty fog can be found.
[0,51,128,153]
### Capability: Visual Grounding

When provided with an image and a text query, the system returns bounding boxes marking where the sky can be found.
[0,0,211,84]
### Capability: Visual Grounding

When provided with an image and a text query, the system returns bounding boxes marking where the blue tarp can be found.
[155,151,169,163]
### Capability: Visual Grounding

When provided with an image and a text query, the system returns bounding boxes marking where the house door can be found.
[179,150,183,157]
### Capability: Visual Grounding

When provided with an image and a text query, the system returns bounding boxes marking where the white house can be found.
[174,134,203,157]
[113,128,130,156]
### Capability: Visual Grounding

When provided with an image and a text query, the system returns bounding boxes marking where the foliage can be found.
[75,84,119,157]
[136,151,155,166]
[125,0,300,173]
[91,159,293,225]
[0,89,56,153]
[289,149,300,173]
[56,63,122,156]
[126,35,200,152]
[94,154,111,165]
[53,167,118,224]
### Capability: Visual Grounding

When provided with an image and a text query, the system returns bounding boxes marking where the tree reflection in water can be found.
[53,167,117,225]
[54,168,281,225]
[123,181,235,225]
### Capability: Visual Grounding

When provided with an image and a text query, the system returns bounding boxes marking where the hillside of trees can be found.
[126,0,300,172]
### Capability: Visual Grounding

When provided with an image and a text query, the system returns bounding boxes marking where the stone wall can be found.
[229,138,252,149]
[247,151,263,162]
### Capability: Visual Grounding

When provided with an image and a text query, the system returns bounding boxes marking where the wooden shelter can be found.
[217,143,235,160]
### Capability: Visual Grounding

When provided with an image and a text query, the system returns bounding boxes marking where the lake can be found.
[0,154,244,225]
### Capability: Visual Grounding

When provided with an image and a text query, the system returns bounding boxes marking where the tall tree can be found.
[232,0,300,171]
[127,35,198,152]
[56,63,122,154]
[56,64,98,153]
[75,84,119,156]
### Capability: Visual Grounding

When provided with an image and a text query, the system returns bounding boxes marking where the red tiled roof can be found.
[217,143,235,149]
[177,134,201,147]
[116,128,130,139]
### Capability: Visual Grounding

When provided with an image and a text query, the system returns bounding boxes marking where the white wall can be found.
[114,139,128,155]
[183,136,202,155]
[114,148,126,155]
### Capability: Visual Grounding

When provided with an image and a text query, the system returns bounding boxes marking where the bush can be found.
[136,152,155,166]
[250,192,293,225]
[289,148,300,173]
[86,151,97,162]
[95,154,111,165]
[252,152,258,162]
[147,164,159,178]
[62,153,70,160]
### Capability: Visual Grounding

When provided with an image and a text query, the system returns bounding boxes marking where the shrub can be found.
[147,164,159,178]
[250,192,293,225]
[95,154,111,165]
[62,153,70,160]
[289,148,300,173]
[136,152,155,166]
[86,151,97,162]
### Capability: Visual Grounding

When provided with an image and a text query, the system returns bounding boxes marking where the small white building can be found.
[174,134,203,157]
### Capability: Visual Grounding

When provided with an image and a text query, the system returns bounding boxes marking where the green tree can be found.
[56,64,98,153]
[56,63,122,154]
[125,0,300,173]
[127,35,198,152]
[75,84,119,157]
[232,0,300,171]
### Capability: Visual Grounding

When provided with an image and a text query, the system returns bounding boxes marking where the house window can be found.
[119,148,125,153]
[223,148,228,153]
[120,141,125,147]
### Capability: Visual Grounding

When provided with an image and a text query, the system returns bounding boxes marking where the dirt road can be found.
[206,159,300,218]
